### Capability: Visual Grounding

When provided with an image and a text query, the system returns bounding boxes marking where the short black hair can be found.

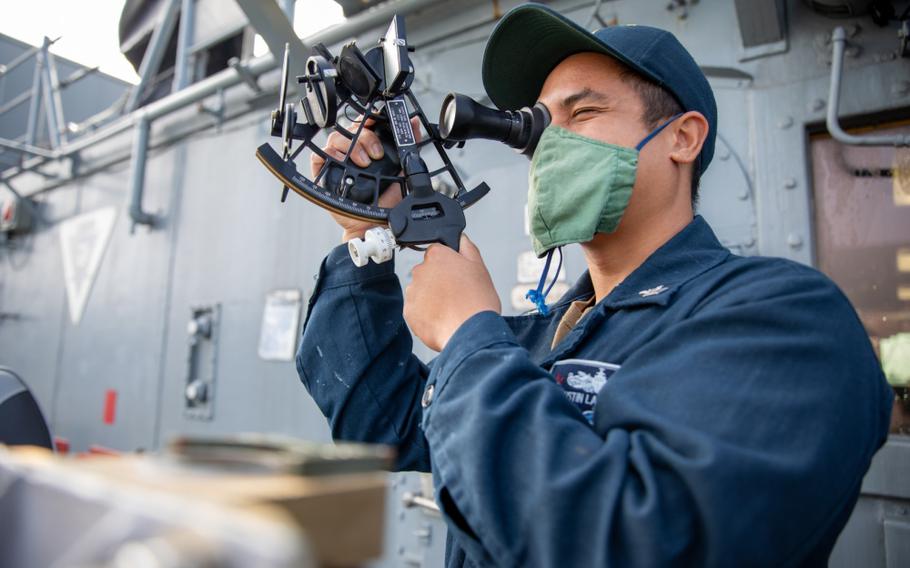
[618,67,701,208]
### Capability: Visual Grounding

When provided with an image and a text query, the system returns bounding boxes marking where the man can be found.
[299,4,893,566]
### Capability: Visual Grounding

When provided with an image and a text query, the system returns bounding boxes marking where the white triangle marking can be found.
[59,208,117,324]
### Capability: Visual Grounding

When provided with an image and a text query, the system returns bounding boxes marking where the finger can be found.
[351,115,376,128]
[327,132,371,167]
[312,135,344,175]
[310,151,325,178]
[410,116,422,143]
[325,147,346,160]
[425,243,450,260]
[458,234,483,262]
[357,128,384,160]
[311,146,345,178]
[329,128,384,165]
[377,183,403,208]
[348,115,384,159]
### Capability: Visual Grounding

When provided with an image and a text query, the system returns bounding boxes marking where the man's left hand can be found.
[404,235,501,352]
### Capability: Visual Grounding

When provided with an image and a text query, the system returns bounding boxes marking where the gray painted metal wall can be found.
[1,1,908,566]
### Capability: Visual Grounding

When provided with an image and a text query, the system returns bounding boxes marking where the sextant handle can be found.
[323,122,402,204]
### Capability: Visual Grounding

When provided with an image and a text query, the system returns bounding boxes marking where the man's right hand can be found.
[310,119,419,242]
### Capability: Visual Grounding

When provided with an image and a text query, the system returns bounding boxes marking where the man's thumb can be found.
[459,234,482,261]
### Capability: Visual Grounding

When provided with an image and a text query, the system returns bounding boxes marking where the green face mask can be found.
[526,116,680,257]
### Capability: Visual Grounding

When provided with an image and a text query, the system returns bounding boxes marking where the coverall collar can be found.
[553,215,732,311]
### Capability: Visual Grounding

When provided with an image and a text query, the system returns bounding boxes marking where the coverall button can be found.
[421,384,435,407]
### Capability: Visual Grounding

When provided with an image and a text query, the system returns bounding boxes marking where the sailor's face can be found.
[537,52,651,149]
[535,51,691,235]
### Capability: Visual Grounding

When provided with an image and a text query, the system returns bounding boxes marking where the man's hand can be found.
[310,117,420,242]
[404,235,501,352]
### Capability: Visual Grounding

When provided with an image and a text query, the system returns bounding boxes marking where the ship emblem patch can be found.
[550,358,620,424]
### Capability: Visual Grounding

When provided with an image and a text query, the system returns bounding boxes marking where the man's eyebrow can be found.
[560,88,612,108]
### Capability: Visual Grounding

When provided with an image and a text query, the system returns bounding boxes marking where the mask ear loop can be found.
[525,246,563,316]
[634,112,683,151]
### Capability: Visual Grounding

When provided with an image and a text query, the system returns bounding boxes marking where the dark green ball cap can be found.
[482,3,717,176]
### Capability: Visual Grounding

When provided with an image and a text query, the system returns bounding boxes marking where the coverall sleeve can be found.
[420,266,893,566]
[297,244,431,472]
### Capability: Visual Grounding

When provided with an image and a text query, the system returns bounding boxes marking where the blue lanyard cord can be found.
[543,246,564,297]
[525,247,563,316]
[634,112,683,151]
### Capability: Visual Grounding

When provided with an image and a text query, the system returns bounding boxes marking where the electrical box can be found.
[0,197,33,235]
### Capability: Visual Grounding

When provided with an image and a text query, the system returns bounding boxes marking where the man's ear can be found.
[669,111,709,166]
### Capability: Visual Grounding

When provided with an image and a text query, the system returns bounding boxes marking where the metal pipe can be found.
[47,59,273,160]
[126,0,182,112]
[131,0,446,123]
[68,93,127,136]
[0,137,56,159]
[0,90,34,117]
[173,0,196,92]
[228,57,261,92]
[0,39,57,78]
[44,50,68,145]
[38,41,61,149]
[24,50,43,146]
[128,115,156,228]
[58,66,99,89]
[2,0,448,184]
[826,26,910,147]
[0,49,39,79]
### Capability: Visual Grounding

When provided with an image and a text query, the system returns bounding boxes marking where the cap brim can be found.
[482,5,660,110]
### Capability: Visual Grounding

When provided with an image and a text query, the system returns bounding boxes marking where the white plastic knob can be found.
[348,227,396,267]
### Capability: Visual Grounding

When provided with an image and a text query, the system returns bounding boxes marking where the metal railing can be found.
[0,36,72,157]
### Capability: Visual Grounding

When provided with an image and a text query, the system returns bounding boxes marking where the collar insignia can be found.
[638,285,668,298]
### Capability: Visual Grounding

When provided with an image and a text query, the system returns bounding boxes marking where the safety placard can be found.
[258,289,303,361]
[59,207,117,324]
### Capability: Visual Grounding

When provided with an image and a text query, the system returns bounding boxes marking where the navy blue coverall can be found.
[296,216,893,567]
